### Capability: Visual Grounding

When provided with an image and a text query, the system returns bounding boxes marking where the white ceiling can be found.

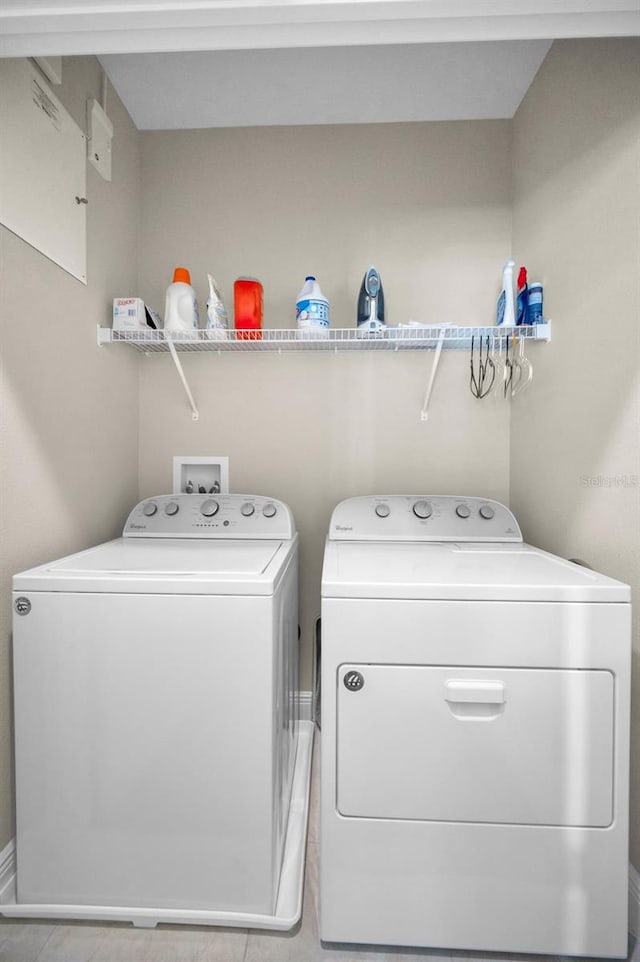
[1,1,638,58]
[2,1,636,131]
[99,41,552,129]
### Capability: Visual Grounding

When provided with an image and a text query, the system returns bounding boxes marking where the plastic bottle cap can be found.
[173,267,191,284]
[305,276,316,281]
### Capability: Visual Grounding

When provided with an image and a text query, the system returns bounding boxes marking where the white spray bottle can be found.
[496,259,516,327]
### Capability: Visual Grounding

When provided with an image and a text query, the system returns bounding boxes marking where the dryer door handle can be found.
[445,679,505,704]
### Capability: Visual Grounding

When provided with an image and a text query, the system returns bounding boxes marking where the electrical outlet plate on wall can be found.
[173,456,229,495]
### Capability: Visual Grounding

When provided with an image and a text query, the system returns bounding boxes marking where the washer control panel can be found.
[123,495,294,539]
[329,496,522,542]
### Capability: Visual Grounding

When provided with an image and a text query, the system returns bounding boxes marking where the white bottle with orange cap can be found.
[164,267,199,335]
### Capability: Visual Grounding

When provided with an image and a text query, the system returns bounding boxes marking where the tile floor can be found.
[0,731,637,962]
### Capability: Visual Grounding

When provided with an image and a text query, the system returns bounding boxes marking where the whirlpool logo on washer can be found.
[15,597,31,616]
[343,670,364,692]
[335,525,353,532]
[129,523,146,530]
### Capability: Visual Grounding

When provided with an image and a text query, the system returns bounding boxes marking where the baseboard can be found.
[298,690,313,722]
[0,839,15,904]
[630,863,640,937]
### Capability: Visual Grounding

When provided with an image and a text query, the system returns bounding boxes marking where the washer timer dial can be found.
[201,499,219,518]
[413,500,433,520]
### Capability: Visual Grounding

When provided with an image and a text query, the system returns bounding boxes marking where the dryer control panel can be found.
[123,494,295,539]
[328,496,522,542]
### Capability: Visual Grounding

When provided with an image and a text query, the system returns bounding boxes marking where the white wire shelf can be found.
[97,324,551,354]
[97,323,551,421]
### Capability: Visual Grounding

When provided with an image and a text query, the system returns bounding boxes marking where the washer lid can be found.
[322,541,630,602]
[13,537,296,595]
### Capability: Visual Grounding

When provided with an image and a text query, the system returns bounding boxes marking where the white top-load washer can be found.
[7,494,313,930]
[320,496,631,958]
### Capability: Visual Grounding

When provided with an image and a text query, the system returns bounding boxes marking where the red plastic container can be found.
[234,277,263,340]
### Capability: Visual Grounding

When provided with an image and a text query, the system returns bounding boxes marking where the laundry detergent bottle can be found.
[164,267,199,335]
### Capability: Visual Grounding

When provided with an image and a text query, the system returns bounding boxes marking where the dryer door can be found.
[336,664,614,827]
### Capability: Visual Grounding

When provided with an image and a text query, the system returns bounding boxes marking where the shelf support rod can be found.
[166,337,199,421]
[420,329,446,421]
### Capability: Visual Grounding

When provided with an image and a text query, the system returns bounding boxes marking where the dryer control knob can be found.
[413,500,433,520]
[375,503,391,518]
[241,502,255,517]
[456,504,471,519]
[165,502,179,516]
[262,502,277,518]
[143,501,158,517]
[479,504,495,520]
[201,499,219,517]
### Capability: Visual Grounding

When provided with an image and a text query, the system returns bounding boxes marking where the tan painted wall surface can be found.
[137,121,513,686]
[511,39,640,865]
[0,57,140,847]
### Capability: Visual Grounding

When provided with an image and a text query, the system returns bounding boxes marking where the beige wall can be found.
[0,57,141,846]
[137,121,514,685]
[510,39,640,865]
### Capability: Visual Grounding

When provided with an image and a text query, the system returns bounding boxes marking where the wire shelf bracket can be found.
[420,328,446,422]
[166,336,199,421]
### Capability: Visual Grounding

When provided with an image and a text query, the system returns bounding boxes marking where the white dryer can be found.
[7,494,313,930]
[320,496,631,958]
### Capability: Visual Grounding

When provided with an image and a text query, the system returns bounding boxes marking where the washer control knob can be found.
[413,500,433,520]
[201,499,219,517]
[241,502,255,517]
[479,504,495,520]
[375,503,391,518]
[143,501,158,517]
[165,501,179,516]
[456,504,471,519]
[262,502,277,518]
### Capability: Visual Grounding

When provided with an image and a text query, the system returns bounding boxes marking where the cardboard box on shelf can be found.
[112,297,161,331]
